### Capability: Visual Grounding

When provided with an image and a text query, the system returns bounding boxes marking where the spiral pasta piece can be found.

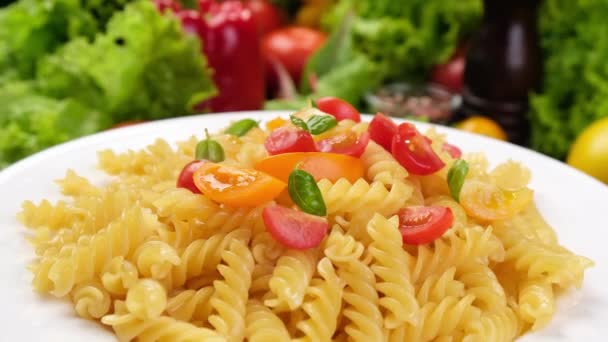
[166,287,214,324]
[32,206,162,296]
[518,279,555,330]
[325,229,384,342]
[318,178,412,217]
[360,141,409,186]
[415,267,465,304]
[463,306,520,342]
[170,228,251,289]
[102,313,226,342]
[456,262,507,311]
[131,240,181,280]
[101,256,139,296]
[208,240,255,341]
[71,280,112,319]
[250,262,275,295]
[411,225,505,284]
[294,258,344,342]
[265,249,317,311]
[246,300,290,342]
[367,214,419,328]
[126,279,167,320]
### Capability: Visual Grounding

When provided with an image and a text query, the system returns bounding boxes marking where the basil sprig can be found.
[225,118,258,137]
[447,159,469,202]
[195,129,225,162]
[288,169,327,216]
[289,114,337,135]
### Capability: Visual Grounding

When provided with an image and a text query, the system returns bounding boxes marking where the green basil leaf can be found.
[307,115,338,135]
[290,115,309,131]
[195,129,225,162]
[225,118,258,137]
[288,169,327,216]
[447,159,469,202]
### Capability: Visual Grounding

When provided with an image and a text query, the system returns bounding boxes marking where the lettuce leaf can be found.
[36,0,216,122]
[530,0,608,158]
[0,82,108,168]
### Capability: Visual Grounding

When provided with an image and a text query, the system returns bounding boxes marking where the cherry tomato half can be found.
[265,127,318,155]
[392,123,445,176]
[459,180,533,221]
[316,97,361,122]
[317,131,370,158]
[398,206,454,245]
[193,162,286,207]
[176,160,207,193]
[369,113,398,151]
[254,152,364,183]
[423,136,462,159]
[263,205,329,249]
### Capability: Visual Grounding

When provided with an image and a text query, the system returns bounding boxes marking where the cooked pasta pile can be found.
[19,117,593,342]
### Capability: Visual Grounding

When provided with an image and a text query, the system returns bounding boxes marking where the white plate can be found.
[0,111,606,341]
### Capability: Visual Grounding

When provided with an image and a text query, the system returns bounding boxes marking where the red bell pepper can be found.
[196,0,265,112]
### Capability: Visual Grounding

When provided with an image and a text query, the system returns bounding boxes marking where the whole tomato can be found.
[431,44,467,93]
[245,0,285,37]
[262,27,327,87]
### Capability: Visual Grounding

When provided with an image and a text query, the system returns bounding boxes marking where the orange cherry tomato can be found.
[459,180,533,221]
[254,152,364,183]
[193,162,286,207]
[454,116,508,141]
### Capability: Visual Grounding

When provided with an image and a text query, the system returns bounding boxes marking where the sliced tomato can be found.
[254,152,364,183]
[265,127,318,155]
[193,163,286,207]
[459,180,534,221]
[398,206,454,245]
[369,113,398,151]
[263,205,329,249]
[423,136,462,159]
[176,160,207,193]
[316,131,370,158]
[392,123,445,175]
[316,97,361,122]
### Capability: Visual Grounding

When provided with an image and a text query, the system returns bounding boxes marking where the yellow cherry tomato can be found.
[193,163,286,207]
[460,180,534,221]
[455,116,508,141]
[266,117,288,131]
[567,117,608,183]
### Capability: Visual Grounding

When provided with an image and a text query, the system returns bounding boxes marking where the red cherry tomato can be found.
[317,131,370,158]
[265,127,318,155]
[176,10,202,36]
[176,160,207,193]
[442,142,462,159]
[154,0,181,13]
[245,0,285,37]
[423,136,462,159]
[398,206,454,245]
[392,123,445,175]
[316,97,361,123]
[262,27,327,86]
[262,205,329,249]
[369,113,398,151]
[430,44,467,93]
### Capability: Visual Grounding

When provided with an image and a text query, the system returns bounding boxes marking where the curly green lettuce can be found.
[530,0,608,159]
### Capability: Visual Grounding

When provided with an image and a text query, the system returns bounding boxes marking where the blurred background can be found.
[0,0,606,183]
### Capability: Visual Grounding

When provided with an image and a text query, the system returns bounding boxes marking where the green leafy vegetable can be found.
[447,159,469,202]
[195,129,225,162]
[529,0,608,159]
[290,115,309,131]
[225,118,259,137]
[288,169,327,217]
[307,115,338,135]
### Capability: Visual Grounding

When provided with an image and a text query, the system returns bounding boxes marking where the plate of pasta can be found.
[0,104,606,342]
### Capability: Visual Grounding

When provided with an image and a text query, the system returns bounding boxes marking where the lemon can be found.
[567,117,608,183]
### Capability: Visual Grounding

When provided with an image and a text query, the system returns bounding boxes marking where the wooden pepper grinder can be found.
[458,0,543,146]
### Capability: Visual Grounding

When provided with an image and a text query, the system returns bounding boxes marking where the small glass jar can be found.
[365,83,459,124]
